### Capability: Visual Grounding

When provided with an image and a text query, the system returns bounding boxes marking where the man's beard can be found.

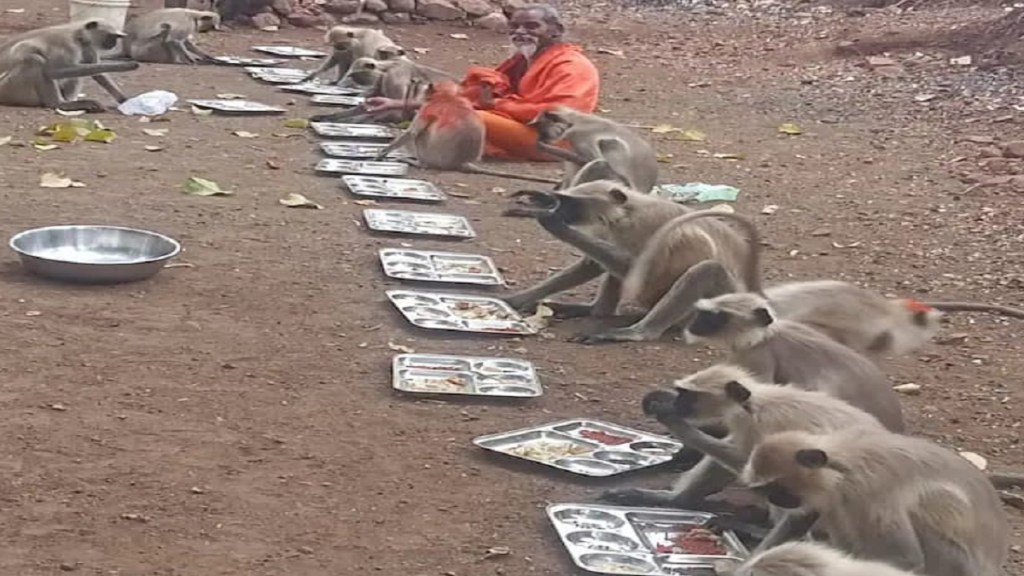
[510,41,538,60]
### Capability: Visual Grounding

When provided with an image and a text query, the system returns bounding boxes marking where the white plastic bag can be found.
[118,90,179,116]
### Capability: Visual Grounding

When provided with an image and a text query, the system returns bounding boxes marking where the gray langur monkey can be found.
[740,429,1010,576]
[502,186,762,343]
[121,9,220,64]
[682,291,905,432]
[529,106,660,193]
[600,363,887,510]
[713,541,922,576]
[0,20,139,111]
[301,26,397,84]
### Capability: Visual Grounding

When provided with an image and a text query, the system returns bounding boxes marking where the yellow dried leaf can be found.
[33,142,58,151]
[191,105,214,116]
[778,123,802,135]
[233,130,259,138]
[283,118,309,129]
[142,128,168,137]
[84,129,117,143]
[713,152,745,160]
[650,124,677,134]
[279,193,322,209]
[183,176,232,196]
[144,145,164,152]
[676,129,707,142]
[0,136,10,146]
[39,172,84,188]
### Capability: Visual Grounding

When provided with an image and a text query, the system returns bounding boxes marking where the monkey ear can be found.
[723,381,751,403]
[365,61,377,70]
[752,307,774,327]
[609,188,629,205]
[794,448,828,469]
[85,20,100,30]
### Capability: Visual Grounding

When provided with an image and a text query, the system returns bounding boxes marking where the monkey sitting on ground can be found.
[0,20,139,111]
[502,186,763,341]
[740,429,1010,575]
[301,26,396,85]
[371,80,561,185]
[682,291,905,432]
[600,363,889,511]
[714,541,923,576]
[529,106,660,193]
[121,9,220,64]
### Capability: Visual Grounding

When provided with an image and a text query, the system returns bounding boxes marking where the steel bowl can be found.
[9,225,182,284]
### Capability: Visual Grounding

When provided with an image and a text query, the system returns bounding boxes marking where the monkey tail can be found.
[989,471,1024,489]
[644,209,764,294]
[921,301,1024,319]
[462,163,560,185]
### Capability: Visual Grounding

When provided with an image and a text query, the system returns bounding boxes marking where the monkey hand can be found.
[598,488,673,507]
[641,390,678,418]
[569,327,647,345]
[543,302,594,319]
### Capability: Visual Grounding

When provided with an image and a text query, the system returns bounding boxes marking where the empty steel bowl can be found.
[9,225,182,284]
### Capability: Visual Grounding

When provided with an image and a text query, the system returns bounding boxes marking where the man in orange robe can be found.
[363,4,600,162]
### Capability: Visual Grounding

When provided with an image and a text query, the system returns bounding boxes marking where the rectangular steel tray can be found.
[245,66,306,77]
[316,158,409,177]
[251,45,327,58]
[213,56,284,66]
[363,209,475,239]
[344,176,443,202]
[187,99,286,115]
[310,94,367,106]
[280,83,360,96]
[311,122,397,140]
[379,248,503,286]
[392,353,541,397]
[474,419,683,477]
[546,503,748,576]
[322,141,412,160]
[386,290,535,335]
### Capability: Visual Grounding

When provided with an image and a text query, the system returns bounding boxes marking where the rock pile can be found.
[219,0,527,30]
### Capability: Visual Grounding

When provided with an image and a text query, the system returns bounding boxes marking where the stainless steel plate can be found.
[187,99,286,114]
[392,353,542,397]
[378,248,503,285]
[316,159,408,177]
[321,141,411,160]
[245,66,307,77]
[251,45,327,58]
[311,122,397,140]
[547,503,749,576]
[280,83,359,96]
[473,419,682,477]
[386,290,535,335]
[344,176,443,202]
[310,94,367,105]
[213,56,284,66]
[363,209,475,239]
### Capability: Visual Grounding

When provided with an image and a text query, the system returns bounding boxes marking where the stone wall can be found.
[226,0,528,31]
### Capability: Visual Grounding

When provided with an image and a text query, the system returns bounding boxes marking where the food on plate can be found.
[589,560,649,574]
[404,374,470,393]
[655,527,728,556]
[509,440,592,462]
[579,428,634,445]
[448,301,515,320]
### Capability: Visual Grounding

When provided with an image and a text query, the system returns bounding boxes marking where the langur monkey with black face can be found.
[601,364,889,510]
[741,429,1010,576]
[714,541,923,576]
[301,26,397,84]
[0,20,139,111]
[682,292,905,432]
[371,80,561,185]
[529,106,660,193]
[122,9,220,64]
[502,187,763,342]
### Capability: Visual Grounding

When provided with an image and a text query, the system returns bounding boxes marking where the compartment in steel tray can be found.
[379,248,503,285]
[311,94,367,106]
[344,176,442,202]
[315,158,409,177]
[546,503,749,576]
[321,141,411,160]
[187,99,286,114]
[251,45,327,58]
[213,56,284,66]
[386,290,534,335]
[392,353,541,397]
[311,122,396,140]
[363,210,475,239]
[280,82,358,96]
[473,419,682,477]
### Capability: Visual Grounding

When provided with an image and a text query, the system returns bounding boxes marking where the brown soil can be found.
[0,1,1021,574]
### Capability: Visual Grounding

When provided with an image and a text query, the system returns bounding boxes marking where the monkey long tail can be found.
[462,163,560,184]
[990,472,1024,489]
[922,301,1024,319]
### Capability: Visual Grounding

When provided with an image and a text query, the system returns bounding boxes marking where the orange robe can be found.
[460,43,600,161]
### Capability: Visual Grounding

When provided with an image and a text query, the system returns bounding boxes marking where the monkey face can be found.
[376,45,406,60]
[83,20,125,50]
[530,111,568,141]
[509,7,563,53]
[687,310,732,338]
[751,481,804,509]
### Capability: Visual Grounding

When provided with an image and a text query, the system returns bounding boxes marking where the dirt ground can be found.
[0,1,1021,574]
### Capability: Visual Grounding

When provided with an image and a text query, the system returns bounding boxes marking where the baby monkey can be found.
[122,8,220,64]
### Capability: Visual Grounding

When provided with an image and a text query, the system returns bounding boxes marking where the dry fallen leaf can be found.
[387,340,415,354]
[713,152,744,160]
[266,159,281,170]
[413,47,430,54]
[778,123,802,135]
[33,143,58,151]
[39,172,84,188]
[54,108,86,117]
[144,145,164,152]
[958,451,987,471]
[142,128,168,137]
[0,136,11,146]
[761,204,779,215]
[283,118,310,129]
[449,33,469,40]
[279,193,322,209]
[233,130,259,138]
[830,241,862,249]
[597,47,625,57]
[893,383,921,395]
[483,546,511,560]
[216,93,247,99]
[353,199,377,206]
[183,176,232,196]
[676,129,707,142]
[84,128,117,143]
[650,124,677,134]
[191,105,214,116]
